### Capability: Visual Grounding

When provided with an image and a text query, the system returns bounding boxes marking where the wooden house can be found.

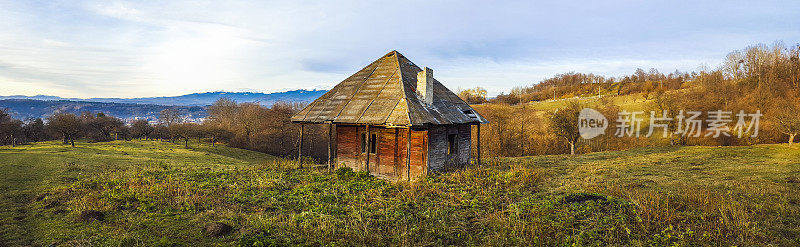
[290,51,487,180]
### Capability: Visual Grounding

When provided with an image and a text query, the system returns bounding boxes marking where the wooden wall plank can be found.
[336,125,434,179]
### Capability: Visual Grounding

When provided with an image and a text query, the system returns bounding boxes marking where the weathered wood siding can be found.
[335,125,428,179]
[407,128,428,178]
[374,128,398,177]
[427,124,472,172]
[335,125,362,170]
[456,124,471,165]
[427,126,448,171]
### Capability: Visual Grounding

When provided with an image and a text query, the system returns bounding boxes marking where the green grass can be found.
[510,145,800,244]
[1,140,799,246]
[523,93,650,112]
[0,140,280,246]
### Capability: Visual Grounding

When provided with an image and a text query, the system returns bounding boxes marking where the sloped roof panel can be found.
[384,97,410,125]
[291,50,487,126]
[290,57,380,122]
[333,57,396,123]
[358,71,405,124]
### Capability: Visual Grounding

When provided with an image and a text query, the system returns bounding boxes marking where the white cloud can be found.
[0,0,798,98]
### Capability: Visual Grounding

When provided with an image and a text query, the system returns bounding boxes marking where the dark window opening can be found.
[362,133,377,154]
[369,134,377,154]
[361,133,367,153]
[448,134,457,155]
[463,109,478,119]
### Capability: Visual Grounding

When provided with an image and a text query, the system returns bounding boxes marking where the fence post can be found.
[365,125,370,173]
[477,124,481,166]
[297,124,304,169]
[407,128,412,181]
[328,123,332,172]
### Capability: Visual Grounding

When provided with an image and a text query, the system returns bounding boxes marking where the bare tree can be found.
[22,118,45,143]
[650,91,684,145]
[159,109,181,128]
[208,98,239,128]
[46,113,82,147]
[548,101,583,155]
[159,109,183,142]
[237,103,269,149]
[169,123,195,148]
[81,112,124,142]
[0,109,23,147]
[774,99,800,145]
[130,119,154,140]
[153,125,170,142]
[457,87,489,104]
[203,124,232,147]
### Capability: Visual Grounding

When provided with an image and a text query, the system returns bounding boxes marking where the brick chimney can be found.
[417,67,433,105]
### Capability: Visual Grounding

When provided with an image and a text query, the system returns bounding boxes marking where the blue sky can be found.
[1,0,798,98]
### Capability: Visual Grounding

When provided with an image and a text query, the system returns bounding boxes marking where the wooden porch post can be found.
[327,123,333,172]
[297,124,304,169]
[365,125,370,173]
[477,124,481,166]
[407,127,411,181]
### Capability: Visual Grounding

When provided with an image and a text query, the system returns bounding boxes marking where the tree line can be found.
[467,42,800,157]
[0,108,205,148]
[458,69,695,105]
[0,99,331,160]
[1,110,125,147]
[204,99,328,159]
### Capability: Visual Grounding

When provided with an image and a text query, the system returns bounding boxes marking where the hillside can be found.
[1,141,798,246]
[522,93,651,112]
[0,90,328,121]
[0,99,207,122]
[0,140,277,246]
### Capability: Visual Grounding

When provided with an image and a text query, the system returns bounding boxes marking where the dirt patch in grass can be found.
[205,222,233,237]
[77,210,104,222]
[561,193,607,204]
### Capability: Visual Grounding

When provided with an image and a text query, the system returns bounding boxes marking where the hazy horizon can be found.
[1,0,798,98]
[0,88,326,99]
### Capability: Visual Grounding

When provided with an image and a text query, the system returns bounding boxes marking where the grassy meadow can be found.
[1,140,799,246]
[521,93,650,112]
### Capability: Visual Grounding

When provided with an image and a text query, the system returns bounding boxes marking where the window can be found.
[361,133,367,153]
[462,109,478,119]
[448,134,457,155]
[362,133,377,154]
[369,134,377,154]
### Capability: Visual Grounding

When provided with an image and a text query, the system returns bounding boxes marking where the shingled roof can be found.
[291,51,487,126]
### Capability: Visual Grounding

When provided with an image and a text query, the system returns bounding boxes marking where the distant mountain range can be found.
[0,99,207,122]
[0,89,328,106]
[0,89,328,122]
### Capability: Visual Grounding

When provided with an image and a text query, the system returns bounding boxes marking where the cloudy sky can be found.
[1,0,798,98]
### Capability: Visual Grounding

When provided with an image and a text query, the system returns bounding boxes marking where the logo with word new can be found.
[578,108,608,139]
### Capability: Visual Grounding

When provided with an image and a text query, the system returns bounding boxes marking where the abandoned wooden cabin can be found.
[291,51,487,180]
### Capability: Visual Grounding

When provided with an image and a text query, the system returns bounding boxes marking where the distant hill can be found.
[0,89,328,107]
[0,99,206,122]
[0,90,327,121]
